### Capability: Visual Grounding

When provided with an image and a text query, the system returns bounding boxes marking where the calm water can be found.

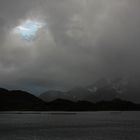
[0,111,140,140]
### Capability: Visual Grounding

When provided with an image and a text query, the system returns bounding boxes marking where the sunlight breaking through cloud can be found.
[13,20,46,41]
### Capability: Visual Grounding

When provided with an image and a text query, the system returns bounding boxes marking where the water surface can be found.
[0,111,140,140]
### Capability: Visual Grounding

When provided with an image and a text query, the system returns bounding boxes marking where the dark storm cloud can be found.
[0,0,140,94]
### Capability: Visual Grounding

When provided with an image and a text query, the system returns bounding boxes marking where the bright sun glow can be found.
[13,20,46,41]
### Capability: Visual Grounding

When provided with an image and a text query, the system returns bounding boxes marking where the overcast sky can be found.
[0,0,140,94]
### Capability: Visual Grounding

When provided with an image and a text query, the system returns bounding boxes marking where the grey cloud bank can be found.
[0,0,140,95]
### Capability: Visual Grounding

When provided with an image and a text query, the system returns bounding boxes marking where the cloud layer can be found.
[0,0,140,93]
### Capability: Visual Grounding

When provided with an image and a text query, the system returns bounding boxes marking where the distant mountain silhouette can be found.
[67,87,93,101]
[0,88,47,111]
[39,86,118,103]
[47,99,95,111]
[95,98,140,111]
[39,87,92,102]
[0,86,140,111]
[39,90,71,102]
[39,77,140,103]
[46,98,140,111]
[39,87,98,102]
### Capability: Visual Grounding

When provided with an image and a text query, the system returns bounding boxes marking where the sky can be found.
[0,0,140,94]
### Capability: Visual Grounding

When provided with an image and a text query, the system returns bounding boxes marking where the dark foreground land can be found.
[0,111,140,140]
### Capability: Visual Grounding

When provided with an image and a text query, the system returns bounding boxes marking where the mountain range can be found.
[0,77,140,111]
[0,87,139,111]
[39,77,140,103]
